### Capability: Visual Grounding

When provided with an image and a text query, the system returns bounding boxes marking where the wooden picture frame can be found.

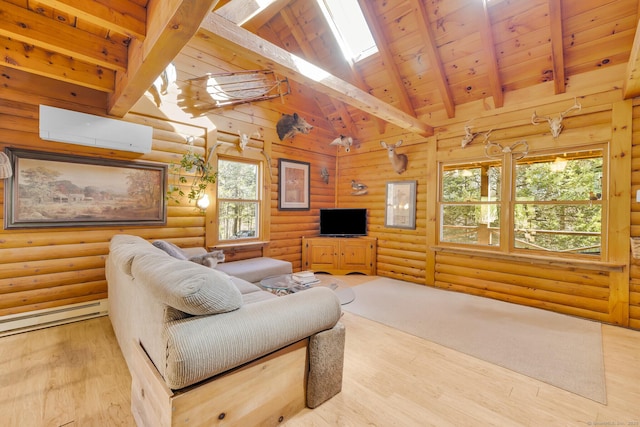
[278,158,310,210]
[4,148,167,229]
[385,180,417,229]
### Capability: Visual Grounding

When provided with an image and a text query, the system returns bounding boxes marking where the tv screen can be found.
[319,208,367,237]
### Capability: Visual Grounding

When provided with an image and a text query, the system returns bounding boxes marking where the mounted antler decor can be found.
[531,98,581,138]
[380,140,408,174]
[237,130,261,152]
[461,119,482,148]
[483,132,529,160]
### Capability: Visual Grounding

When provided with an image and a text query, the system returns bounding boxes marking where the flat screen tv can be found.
[319,208,367,237]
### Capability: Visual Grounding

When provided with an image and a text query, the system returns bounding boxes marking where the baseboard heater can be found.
[0,299,109,337]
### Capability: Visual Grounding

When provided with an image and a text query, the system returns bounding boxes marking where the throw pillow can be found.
[189,250,225,268]
[131,252,242,315]
[152,240,188,260]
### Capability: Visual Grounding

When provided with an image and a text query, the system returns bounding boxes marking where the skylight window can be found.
[317,0,378,63]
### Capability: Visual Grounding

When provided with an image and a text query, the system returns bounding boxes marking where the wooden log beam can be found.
[199,13,433,136]
[479,0,504,107]
[30,0,146,40]
[278,6,360,138]
[548,0,566,94]
[358,0,416,117]
[0,0,126,71]
[409,0,455,119]
[623,18,640,99]
[215,0,284,28]
[108,0,222,116]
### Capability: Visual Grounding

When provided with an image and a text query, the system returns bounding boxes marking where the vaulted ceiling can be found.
[2,0,640,136]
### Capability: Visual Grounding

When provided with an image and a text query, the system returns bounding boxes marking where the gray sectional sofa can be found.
[106,234,346,426]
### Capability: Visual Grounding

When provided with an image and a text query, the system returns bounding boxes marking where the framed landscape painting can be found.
[3,148,167,229]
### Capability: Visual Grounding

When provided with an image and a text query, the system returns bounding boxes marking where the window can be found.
[440,160,502,246]
[439,147,606,259]
[317,0,378,63]
[217,158,260,241]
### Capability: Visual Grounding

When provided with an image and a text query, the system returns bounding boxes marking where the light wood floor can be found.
[1,276,639,426]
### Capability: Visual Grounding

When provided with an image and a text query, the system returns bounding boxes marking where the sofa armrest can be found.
[160,287,342,389]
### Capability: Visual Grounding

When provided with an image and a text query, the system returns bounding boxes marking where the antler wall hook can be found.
[531,97,581,138]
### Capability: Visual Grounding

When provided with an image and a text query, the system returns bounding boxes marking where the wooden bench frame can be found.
[130,339,309,426]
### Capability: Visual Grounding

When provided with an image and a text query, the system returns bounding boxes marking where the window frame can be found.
[317,0,378,63]
[437,143,608,261]
[214,154,265,244]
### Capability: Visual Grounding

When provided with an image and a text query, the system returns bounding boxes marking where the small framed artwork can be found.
[385,180,417,229]
[4,148,167,229]
[278,158,310,210]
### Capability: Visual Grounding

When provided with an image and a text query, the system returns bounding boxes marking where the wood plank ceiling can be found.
[2,0,640,135]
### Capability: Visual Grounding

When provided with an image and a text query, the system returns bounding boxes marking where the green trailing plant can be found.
[166,151,217,206]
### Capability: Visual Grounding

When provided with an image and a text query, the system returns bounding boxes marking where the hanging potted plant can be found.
[166,149,217,208]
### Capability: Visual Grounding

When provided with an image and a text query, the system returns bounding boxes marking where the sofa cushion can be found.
[152,240,188,260]
[229,276,262,294]
[215,257,292,284]
[131,252,242,316]
[110,234,166,276]
[188,250,225,268]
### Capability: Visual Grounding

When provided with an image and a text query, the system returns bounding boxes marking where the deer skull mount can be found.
[483,132,529,160]
[531,98,581,138]
[461,126,481,148]
[237,130,262,152]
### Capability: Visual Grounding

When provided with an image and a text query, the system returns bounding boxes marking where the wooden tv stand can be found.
[301,237,376,275]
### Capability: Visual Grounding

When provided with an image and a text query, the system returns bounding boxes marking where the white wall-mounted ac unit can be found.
[39,105,153,153]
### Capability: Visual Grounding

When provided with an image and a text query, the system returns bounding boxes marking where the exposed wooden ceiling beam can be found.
[108,0,221,116]
[241,0,291,32]
[279,6,360,138]
[32,0,146,40]
[0,0,126,71]
[410,0,455,118]
[0,35,114,92]
[479,0,504,108]
[358,0,416,117]
[548,0,566,94]
[215,0,284,28]
[199,12,433,136]
[623,17,640,99]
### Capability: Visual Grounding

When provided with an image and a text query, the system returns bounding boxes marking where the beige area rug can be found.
[342,278,607,404]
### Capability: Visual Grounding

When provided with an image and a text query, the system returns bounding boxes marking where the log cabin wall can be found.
[0,66,213,318]
[338,76,637,327]
[0,24,338,319]
[630,100,640,330]
[149,36,338,269]
[431,91,628,326]
[335,133,429,284]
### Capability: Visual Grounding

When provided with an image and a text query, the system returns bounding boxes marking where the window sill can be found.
[432,246,625,272]
[208,240,268,253]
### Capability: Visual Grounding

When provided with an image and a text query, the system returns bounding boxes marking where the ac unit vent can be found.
[39,105,152,153]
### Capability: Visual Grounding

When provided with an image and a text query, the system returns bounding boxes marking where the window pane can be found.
[442,163,501,202]
[218,201,258,240]
[441,204,500,246]
[514,204,601,255]
[319,0,378,62]
[218,160,258,200]
[515,151,603,202]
